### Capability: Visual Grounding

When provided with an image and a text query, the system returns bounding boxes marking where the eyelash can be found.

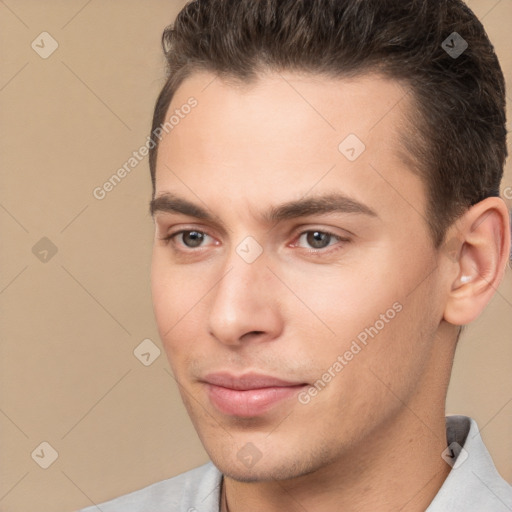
[159,229,349,255]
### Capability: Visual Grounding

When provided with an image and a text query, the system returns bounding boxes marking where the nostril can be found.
[240,331,266,341]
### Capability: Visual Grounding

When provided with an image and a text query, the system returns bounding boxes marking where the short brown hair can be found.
[149,0,507,248]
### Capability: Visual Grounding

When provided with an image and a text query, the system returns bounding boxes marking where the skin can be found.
[150,71,510,511]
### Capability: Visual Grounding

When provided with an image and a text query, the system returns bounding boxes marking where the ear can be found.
[442,197,510,326]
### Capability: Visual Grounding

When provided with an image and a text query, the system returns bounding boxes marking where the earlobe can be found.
[443,197,510,326]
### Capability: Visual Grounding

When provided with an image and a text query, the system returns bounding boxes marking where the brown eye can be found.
[298,230,338,250]
[307,231,331,248]
[180,230,206,248]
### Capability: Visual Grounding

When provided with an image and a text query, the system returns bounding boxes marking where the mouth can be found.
[202,372,308,418]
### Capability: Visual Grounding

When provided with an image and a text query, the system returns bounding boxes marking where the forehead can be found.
[164,70,412,154]
[154,70,425,228]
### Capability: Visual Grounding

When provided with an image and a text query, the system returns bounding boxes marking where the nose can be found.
[207,253,283,347]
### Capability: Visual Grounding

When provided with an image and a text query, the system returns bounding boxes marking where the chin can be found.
[210,448,329,484]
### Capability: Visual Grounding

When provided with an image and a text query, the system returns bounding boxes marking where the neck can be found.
[221,408,451,512]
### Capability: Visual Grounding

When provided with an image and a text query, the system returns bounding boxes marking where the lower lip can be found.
[206,384,305,417]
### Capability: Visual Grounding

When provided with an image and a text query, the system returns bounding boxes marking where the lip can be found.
[203,372,307,417]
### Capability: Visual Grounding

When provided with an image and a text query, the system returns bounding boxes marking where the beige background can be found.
[0,1,511,511]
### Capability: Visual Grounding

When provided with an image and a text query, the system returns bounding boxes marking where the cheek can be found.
[281,251,436,388]
[278,261,401,349]
[150,252,207,355]
[151,254,175,336]
[299,299,432,442]
[328,277,438,416]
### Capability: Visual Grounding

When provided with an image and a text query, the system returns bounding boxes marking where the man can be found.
[79,0,511,510]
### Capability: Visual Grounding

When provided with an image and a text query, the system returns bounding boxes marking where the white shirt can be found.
[78,415,512,511]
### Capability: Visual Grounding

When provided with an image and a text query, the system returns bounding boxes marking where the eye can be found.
[295,230,344,250]
[161,230,212,248]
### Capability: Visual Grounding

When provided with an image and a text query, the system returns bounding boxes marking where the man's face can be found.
[151,71,449,481]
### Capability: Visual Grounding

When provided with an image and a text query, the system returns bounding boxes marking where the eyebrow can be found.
[149,192,378,226]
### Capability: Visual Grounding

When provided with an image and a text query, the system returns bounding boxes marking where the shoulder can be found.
[77,462,222,512]
[427,415,512,512]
